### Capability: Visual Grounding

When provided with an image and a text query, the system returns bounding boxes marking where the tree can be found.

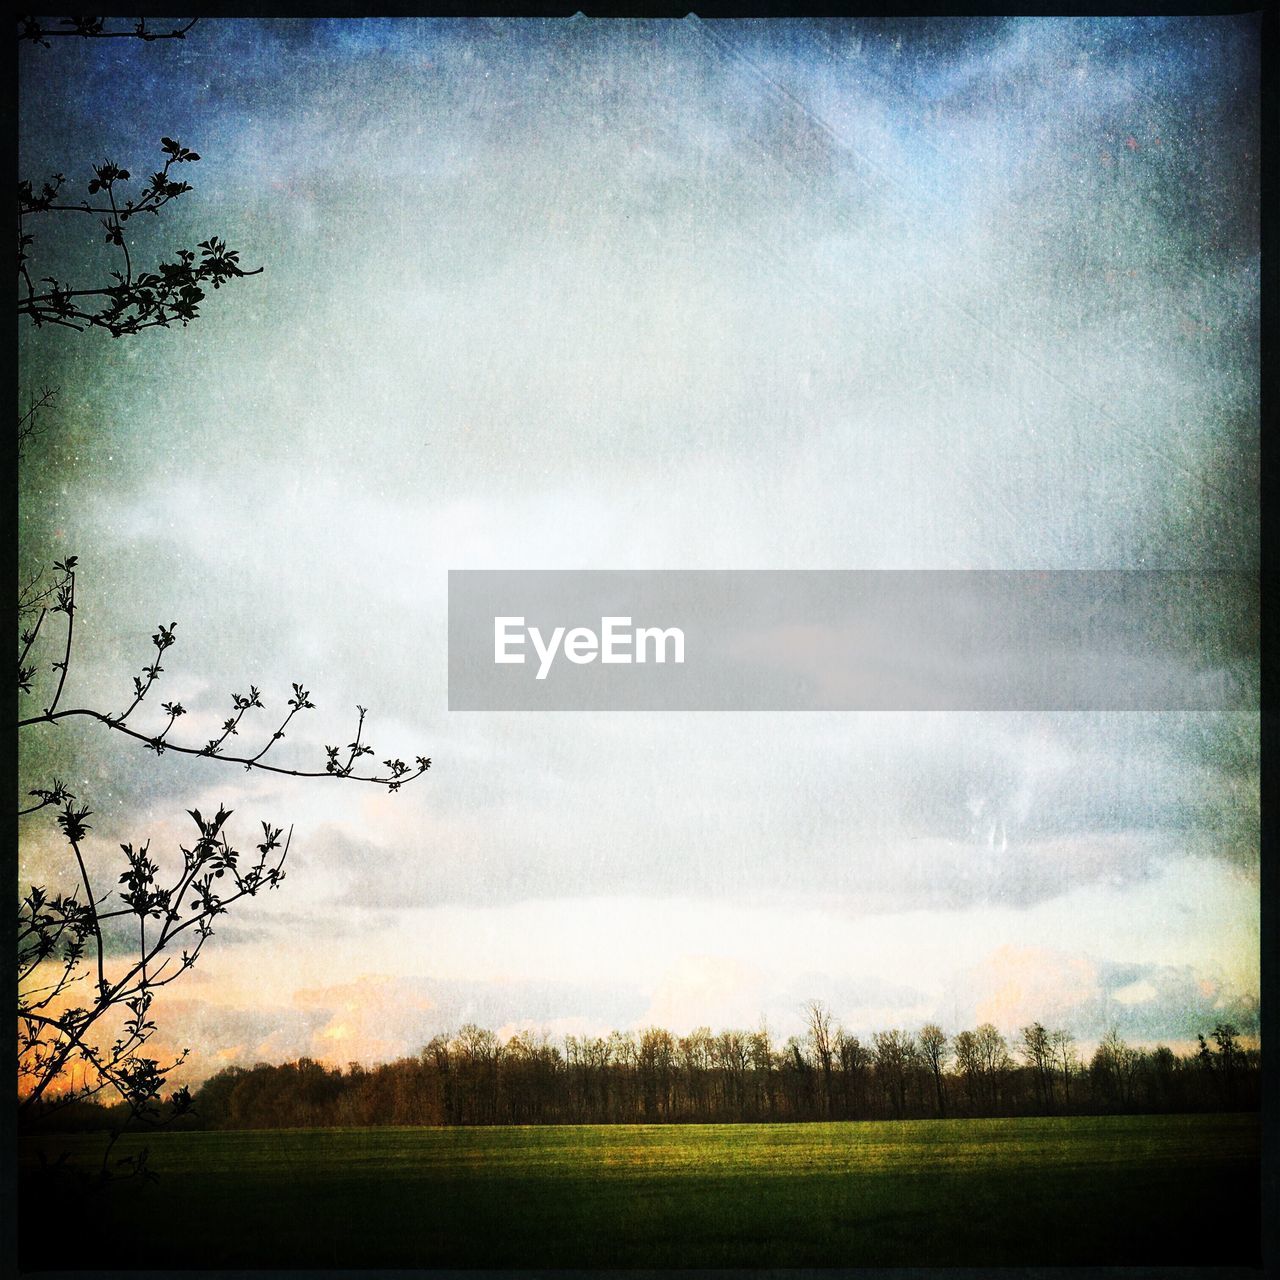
[678,1027,713,1120]
[637,1026,676,1121]
[1091,1029,1139,1110]
[452,1025,502,1125]
[16,385,55,463]
[973,1023,1011,1111]
[17,572,429,1168]
[871,1028,916,1119]
[712,1028,749,1119]
[779,1034,814,1119]
[955,1023,1011,1114]
[1212,1022,1240,1067]
[1049,1027,1078,1110]
[18,562,430,789]
[174,1016,1262,1132]
[1020,1021,1054,1111]
[1143,1044,1178,1109]
[1201,1022,1242,1107]
[748,1022,775,1119]
[835,1029,870,1120]
[16,22,430,1177]
[918,1023,949,1118]
[804,1000,835,1119]
[18,16,201,45]
[19,803,286,1111]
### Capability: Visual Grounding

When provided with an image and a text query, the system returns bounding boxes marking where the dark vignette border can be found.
[6,3,1273,1279]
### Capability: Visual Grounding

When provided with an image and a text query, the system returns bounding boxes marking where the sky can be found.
[17,16,1259,1082]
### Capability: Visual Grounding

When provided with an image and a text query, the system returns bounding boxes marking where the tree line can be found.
[27,1006,1259,1133]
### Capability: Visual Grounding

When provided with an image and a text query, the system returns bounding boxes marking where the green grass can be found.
[19,1113,1260,1269]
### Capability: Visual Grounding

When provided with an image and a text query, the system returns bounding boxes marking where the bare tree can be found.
[178,1012,1260,1130]
[974,1023,1011,1112]
[712,1029,749,1118]
[1199,1022,1242,1106]
[804,999,835,1119]
[1049,1027,1078,1109]
[748,1021,775,1119]
[1020,1021,1054,1111]
[835,1029,870,1119]
[643,1026,679,1120]
[1091,1028,1139,1109]
[954,1023,1011,1114]
[918,1023,949,1118]
[17,386,56,463]
[872,1028,917,1119]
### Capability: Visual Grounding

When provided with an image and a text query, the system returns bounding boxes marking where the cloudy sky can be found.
[18,16,1258,1080]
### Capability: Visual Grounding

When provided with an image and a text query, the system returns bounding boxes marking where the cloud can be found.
[641,955,767,1033]
[292,974,439,1065]
[167,973,653,1077]
[145,997,331,1077]
[946,944,1260,1048]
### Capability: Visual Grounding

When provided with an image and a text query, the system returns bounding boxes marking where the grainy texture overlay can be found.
[18,15,1259,1235]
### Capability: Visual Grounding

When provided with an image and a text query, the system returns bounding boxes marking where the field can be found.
[19,1113,1261,1270]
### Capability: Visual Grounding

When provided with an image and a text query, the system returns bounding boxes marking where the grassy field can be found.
[19,1113,1260,1269]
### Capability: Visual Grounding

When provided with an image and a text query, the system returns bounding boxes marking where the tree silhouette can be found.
[18,16,200,46]
[918,1022,948,1117]
[17,385,55,463]
[1020,1021,1053,1111]
[16,21,430,1179]
[18,804,288,1179]
[18,561,430,792]
[804,1000,835,1119]
[120,1010,1257,1131]
[18,134,261,336]
[17,15,257,338]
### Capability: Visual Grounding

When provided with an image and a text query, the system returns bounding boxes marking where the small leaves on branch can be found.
[18,560,429,1141]
[19,805,289,1130]
[18,138,260,336]
[56,802,92,845]
[18,560,431,789]
[289,683,315,712]
[24,778,72,816]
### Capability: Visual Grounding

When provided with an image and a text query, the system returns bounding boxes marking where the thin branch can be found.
[18,607,48,670]
[17,17,200,45]
[46,570,75,717]
[20,707,431,787]
[18,561,60,616]
[66,833,106,998]
[17,384,56,459]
